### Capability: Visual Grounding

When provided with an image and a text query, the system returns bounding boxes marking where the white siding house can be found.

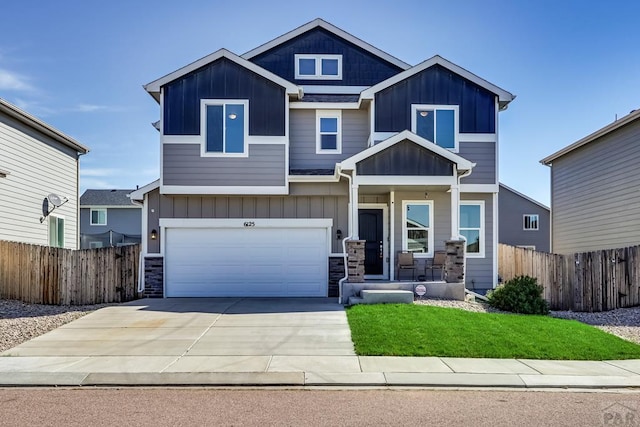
[0,98,89,249]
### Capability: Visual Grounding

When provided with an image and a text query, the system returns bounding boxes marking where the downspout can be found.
[131,198,146,294]
[337,169,353,304]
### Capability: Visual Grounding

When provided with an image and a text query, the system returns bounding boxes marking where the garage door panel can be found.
[165,226,328,297]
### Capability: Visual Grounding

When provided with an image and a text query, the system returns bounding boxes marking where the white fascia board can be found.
[360,55,515,108]
[288,174,339,182]
[339,130,475,171]
[460,184,499,193]
[541,108,640,165]
[144,49,301,99]
[290,102,361,110]
[160,218,333,229]
[301,85,369,95]
[355,176,456,186]
[160,185,288,195]
[241,18,411,71]
[498,183,550,210]
[130,179,160,201]
[81,205,141,209]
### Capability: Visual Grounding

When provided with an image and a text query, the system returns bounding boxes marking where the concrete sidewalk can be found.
[2,298,640,388]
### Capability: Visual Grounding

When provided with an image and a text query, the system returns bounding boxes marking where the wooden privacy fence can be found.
[0,240,140,305]
[499,244,640,312]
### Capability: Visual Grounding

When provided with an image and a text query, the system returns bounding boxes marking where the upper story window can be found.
[411,105,459,152]
[316,110,342,154]
[90,208,107,226]
[295,54,342,80]
[460,201,484,258]
[402,201,434,257]
[201,100,248,156]
[523,214,539,230]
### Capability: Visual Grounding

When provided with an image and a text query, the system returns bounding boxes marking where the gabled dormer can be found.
[243,19,410,93]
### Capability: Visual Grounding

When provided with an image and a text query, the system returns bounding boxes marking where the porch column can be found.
[351,182,360,239]
[450,183,460,240]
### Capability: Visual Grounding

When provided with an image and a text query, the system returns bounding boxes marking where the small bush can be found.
[487,275,550,315]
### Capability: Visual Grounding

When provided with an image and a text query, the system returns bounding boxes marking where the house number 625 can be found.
[244,221,255,227]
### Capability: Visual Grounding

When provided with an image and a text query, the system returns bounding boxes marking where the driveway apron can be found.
[0,298,357,374]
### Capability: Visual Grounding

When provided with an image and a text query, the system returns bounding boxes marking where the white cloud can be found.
[81,168,119,177]
[0,68,33,92]
[79,177,118,190]
[69,103,128,113]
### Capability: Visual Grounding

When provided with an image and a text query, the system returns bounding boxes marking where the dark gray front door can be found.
[359,209,384,275]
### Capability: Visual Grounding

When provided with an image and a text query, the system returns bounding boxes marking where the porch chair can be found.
[425,250,446,281]
[396,251,417,281]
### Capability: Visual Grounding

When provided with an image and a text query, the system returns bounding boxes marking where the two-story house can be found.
[79,189,142,249]
[498,183,550,252]
[131,19,514,298]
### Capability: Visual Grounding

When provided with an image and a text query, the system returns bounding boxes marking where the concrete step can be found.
[348,296,364,306]
[360,290,414,305]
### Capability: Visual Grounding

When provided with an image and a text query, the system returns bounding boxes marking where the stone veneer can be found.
[444,240,466,283]
[328,256,344,297]
[346,240,365,283]
[144,256,164,298]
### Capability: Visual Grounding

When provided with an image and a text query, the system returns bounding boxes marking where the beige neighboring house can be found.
[541,108,640,254]
[0,98,89,249]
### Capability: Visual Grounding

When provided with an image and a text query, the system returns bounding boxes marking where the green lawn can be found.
[346,304,640,360]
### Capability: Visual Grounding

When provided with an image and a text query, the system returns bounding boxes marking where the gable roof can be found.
[0,98,89,154]
[80,189,139,207]
[339,130,475,172]
[499,183,549,211]
[129,179,159,201]
[360,55,515,110]
[541,108,640,165]
[241,18,411,71]
[144,49,302,102]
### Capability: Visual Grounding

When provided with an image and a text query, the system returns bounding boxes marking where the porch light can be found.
[336,229,343,240]
[150,229,157,240]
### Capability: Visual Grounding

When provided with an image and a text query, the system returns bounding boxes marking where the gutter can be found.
[337,168,353,305]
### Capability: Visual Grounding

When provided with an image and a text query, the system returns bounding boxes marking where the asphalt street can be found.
[1,388,639,426]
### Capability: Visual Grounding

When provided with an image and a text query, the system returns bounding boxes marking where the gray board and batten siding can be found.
[163,57,286,137]
[146,182,349,254]
[550,117,640,254]
[0,112,79,248]
[375,64,496,134]
[249,27,404,86]
[163,144,286,187]
[356,140,454,176]
[289,109,368,170]
[498,185,550,252]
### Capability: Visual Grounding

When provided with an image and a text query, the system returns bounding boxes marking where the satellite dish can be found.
[47,193,64,207]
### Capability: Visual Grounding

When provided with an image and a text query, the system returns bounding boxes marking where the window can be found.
[49,216,64,248]
[411,105,459,151]
[90,241,104,249]
[316,110,342,154]
[294,54,342,80]
[402,201,434,257]
[523,214,539,230]
[90,209,107,225]
[517,245,536,250]
[460,201,484,257]
[201,100,247,155]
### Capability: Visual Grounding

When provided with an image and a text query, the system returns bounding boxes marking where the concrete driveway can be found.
[1,298,357,374]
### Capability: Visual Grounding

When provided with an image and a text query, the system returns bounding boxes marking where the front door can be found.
[359,209,384,276]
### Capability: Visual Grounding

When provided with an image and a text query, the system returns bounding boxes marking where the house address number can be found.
[243,221,255,227]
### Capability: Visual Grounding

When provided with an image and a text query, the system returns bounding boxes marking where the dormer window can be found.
[411,105,459,152]
[295,54,342,80]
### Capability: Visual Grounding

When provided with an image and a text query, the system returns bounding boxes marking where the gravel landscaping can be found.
[0,299,110,353]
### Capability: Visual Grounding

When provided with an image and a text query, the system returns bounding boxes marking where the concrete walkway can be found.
[2,298,640,388]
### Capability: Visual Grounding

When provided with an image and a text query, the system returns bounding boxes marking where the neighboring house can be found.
[131,18,515,297]
[79,189,142,249]
[541,108,640,254]
[498,183,550,252]
[0,98,89,249]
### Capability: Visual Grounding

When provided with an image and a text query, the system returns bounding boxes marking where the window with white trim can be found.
[316,110,342,154]
[402,201,434,257]
[460,201,484,257]
[523,214,539,230]
[90,241,104,249]
[201,100,248,155]
[90,208,107,226]
[411,105,459,151]
[295,54,342,80]
[49,215,65,248]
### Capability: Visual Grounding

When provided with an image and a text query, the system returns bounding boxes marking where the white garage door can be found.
[164,225,329,297]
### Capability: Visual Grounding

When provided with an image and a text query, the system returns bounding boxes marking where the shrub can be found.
[487,275,550,315]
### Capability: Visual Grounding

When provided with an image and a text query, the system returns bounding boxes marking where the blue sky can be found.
[1,0,639,205]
